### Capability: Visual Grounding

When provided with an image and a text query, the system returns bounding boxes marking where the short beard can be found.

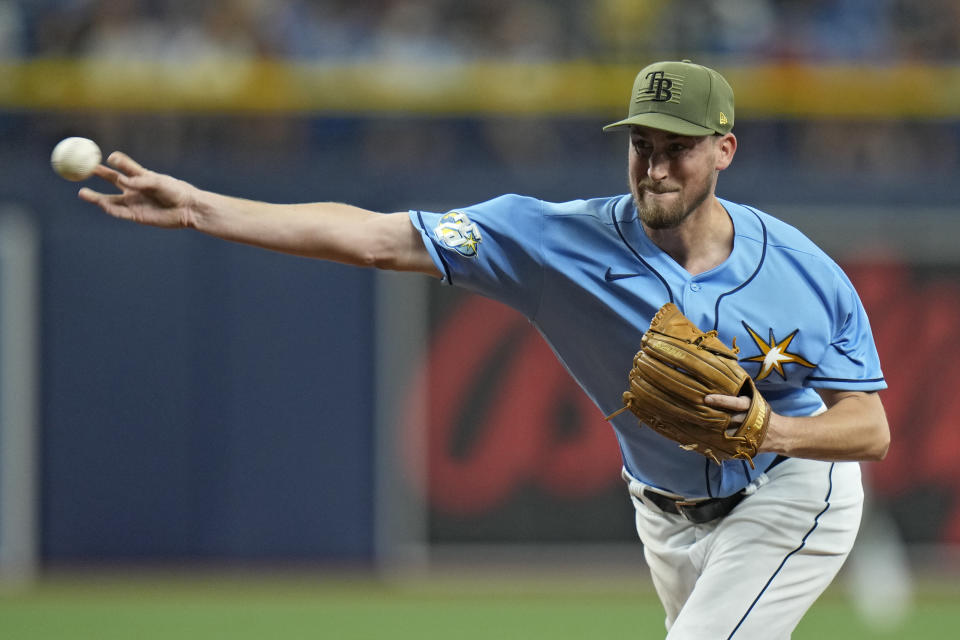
[636,198,691,230]
[631,178,712,230]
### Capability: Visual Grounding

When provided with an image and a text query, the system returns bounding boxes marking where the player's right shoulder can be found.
[472,193,628,221]
[428,193,630,232]
[539,194,632,222]
[456,193,542,219]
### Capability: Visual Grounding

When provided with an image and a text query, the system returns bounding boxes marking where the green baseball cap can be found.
[604,60,734,136]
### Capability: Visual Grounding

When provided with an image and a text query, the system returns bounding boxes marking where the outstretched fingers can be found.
[77,188,130,220]
[93,164,124,189]
[77,187,111,206]
[78,153,193,228]
[90,151,149,191]
[83,163,148,220]
[107,151,147,177]
[94,156,162,198]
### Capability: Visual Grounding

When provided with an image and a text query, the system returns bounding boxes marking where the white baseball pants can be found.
[626,458,863,639]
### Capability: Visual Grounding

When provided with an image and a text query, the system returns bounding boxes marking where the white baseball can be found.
[51,137,102,181]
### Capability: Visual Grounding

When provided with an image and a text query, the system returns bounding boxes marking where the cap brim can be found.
[602,112,714,136]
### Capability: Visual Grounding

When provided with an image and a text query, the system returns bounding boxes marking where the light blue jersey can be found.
[410,194,885,499]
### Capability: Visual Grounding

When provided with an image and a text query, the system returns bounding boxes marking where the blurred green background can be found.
[1,571,959,639]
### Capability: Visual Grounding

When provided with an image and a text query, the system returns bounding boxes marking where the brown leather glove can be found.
[607,303,770,467]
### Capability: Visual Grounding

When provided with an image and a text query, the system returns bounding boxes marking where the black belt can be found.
[641,489,745,523]
[640,455,789,524]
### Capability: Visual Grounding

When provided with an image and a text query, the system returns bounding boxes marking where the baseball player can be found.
[79,60,889,639]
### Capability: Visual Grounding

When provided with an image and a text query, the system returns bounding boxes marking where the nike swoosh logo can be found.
[604,268,644,282]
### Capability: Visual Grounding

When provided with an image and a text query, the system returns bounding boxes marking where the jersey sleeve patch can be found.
[433,211,483,258]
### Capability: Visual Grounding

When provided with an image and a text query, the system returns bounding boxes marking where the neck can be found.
[644,197,733,276]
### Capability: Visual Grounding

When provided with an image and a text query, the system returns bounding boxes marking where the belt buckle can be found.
[674,500,704,522]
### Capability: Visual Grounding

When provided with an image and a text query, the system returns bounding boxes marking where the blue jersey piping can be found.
[704,461,714,498]
[727,462,836,639]
[611,209,674,304]
[712,205,768,331]
[707,205,768,495]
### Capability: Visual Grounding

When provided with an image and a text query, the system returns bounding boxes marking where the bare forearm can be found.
[760,391,889,461]
[79,152,438,275]
[192,191,389,265]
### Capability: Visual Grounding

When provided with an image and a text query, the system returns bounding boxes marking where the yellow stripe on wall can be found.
[2,59,958,118]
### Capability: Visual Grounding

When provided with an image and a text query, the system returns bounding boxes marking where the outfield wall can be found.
[0,89,957,565]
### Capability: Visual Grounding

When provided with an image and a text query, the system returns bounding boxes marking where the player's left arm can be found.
[705,389,889,461]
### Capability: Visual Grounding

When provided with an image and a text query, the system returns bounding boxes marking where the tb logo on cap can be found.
[638,71,681,103]
[645,71,673,101]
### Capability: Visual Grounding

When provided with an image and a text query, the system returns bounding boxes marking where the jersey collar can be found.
[613,195,767,290]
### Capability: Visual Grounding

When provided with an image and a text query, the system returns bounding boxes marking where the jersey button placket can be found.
[681,281,702,312]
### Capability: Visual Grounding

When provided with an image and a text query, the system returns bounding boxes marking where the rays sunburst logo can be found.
[741,322,815,381]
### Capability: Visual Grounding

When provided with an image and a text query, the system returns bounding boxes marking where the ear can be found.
[714,133,737,171]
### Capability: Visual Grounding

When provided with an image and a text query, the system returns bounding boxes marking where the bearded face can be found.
[628,129,722,230]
